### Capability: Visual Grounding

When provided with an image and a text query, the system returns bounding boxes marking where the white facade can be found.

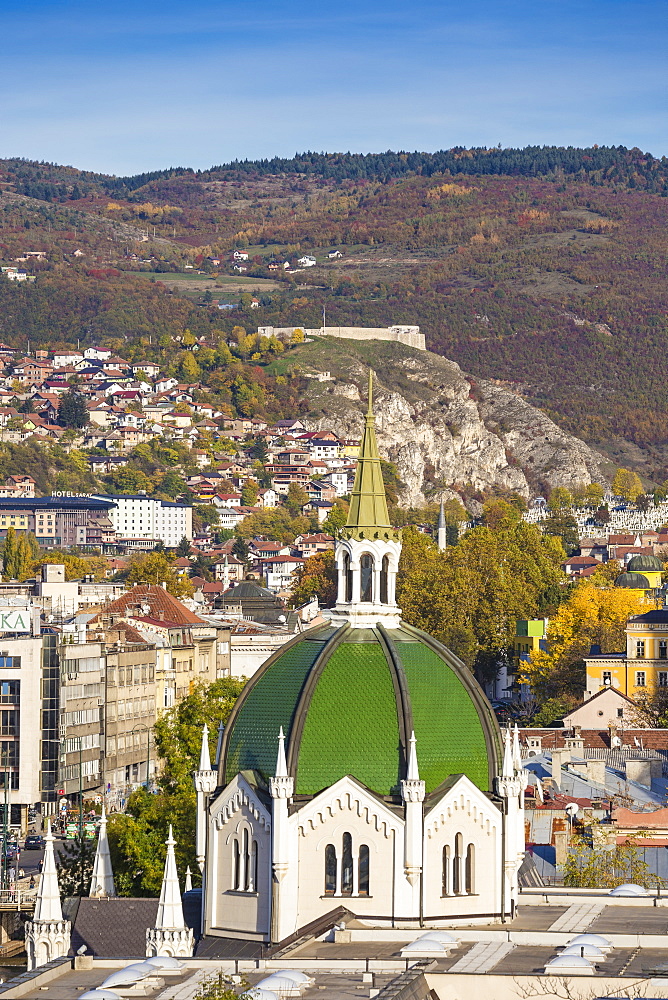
[201,745,525,943]
[0,631,44,827]
[94,494,193,546]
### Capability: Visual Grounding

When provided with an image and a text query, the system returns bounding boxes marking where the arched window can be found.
[343,552,353,603]
[341,832,353,895]
[249,840,258,892]
[442,845,450,896]
[465,843,475,895]
[360,554,374,603]
[380,555,389,604]
[453,833,463,894]
[324,844,336,895]
[358,844,370,895]
[233,839,241,890]
[242,828,250,890]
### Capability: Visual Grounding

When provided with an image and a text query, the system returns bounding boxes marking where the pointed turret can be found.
[501,726,514,778]
[406,731,420,781]
[89,805,116,898]
[194,723,217,873]
[437,501,447,552]
[401,731,425,894]
[198,723,212,772]
[25,820,71,970]
[344,370,397,542]
[156,826,185,930]
[146,826,194,958]
[275,726,287,777]
[34,821,62,922]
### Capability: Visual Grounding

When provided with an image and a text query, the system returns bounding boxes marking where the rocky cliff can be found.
[297,338,610,507]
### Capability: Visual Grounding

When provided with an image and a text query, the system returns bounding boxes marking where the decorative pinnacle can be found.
[276,726,288,777]
[406,731,419,781]
[198,723,212,772]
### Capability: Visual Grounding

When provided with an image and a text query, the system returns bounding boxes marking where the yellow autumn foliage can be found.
[522,581,646,698]
[427,183,476,199]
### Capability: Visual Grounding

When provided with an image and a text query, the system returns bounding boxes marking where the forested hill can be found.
[1,145,667,483]
[3,145,667,201]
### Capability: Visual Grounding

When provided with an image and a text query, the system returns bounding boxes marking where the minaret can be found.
[437,501,447,552]
[401,732,425,908]
[494,727,528,918]
[193,724,217,872]
[89,805,116,897]
[25,821,71,970]
[269,727,294,944]
[146,826,194,958]
[332,370,402,628]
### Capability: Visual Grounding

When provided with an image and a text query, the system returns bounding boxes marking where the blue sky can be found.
[1,0,665,175]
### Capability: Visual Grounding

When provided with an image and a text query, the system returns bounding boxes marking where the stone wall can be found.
[257,325,426,351]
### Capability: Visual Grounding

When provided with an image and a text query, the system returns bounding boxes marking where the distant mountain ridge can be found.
[2,144,667,201]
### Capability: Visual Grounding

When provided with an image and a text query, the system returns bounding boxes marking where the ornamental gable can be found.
[294,775,401,841]
[424,773,500,840]
[210,773,271,833]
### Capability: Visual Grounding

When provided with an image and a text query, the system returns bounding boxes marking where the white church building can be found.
[196,373,527,947]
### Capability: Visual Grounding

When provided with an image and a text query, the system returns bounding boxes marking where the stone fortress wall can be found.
[257,325,426,351]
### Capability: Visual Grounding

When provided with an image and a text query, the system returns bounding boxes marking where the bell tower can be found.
[331,370,402,628]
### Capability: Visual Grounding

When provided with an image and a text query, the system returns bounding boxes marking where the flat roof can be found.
[0,497,116,511]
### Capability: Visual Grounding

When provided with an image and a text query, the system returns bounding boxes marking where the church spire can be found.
[89,805,115,898]
[146,826,194,958]
[198,723,212,772]
[155,826,185,930]
[34,820,62,922]
[344,370,396,541]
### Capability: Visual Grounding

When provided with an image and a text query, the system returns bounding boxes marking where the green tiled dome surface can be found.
[397,642,490,791]
[224,635,327,783]
[295,642,400,795]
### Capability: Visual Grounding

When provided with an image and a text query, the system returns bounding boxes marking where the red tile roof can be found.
[98,584,204,625]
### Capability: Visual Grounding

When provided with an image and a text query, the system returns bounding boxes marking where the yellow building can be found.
[0,511,29,535]
[585,608,668,698]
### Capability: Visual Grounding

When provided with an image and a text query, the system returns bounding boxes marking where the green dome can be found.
[615,572,651,589]
[627,554,663,573]
[219,622,501,797]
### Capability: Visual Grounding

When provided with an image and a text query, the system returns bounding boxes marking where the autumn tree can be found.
[241,480,260,506]
[107,678,244,895]
[284,482,309,516]
[612,467,643,502]
[290,550,337,607]
[125,552,194,598]
[322,501,349,537]
[523,581,645,700]
[397,522,565,673]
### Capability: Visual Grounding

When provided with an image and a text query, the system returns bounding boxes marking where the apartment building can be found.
[94,623,158,810]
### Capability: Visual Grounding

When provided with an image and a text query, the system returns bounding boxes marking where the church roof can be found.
[220,620,500,797]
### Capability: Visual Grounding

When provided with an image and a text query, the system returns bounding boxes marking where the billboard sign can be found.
[0,608,31,633]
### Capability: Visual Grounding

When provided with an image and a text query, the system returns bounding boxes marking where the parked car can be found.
[24,835,44,850]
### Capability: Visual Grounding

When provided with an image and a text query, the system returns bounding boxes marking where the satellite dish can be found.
[612,735,623,748]
[565,802,580,819]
